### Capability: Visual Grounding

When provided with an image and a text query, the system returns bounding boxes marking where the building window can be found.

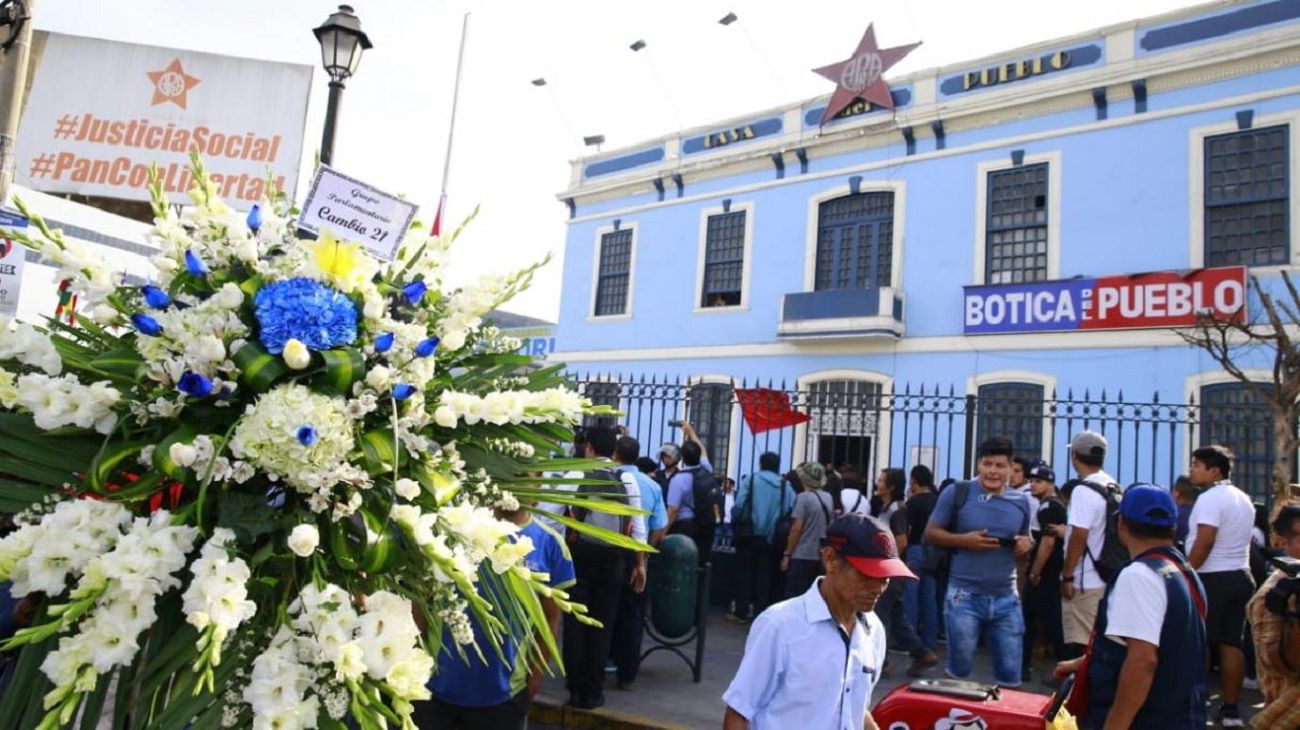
[814,192,894,291]
[687,382,734,477]
[1199,382,1280,502]
[975,382,1045,462]
[593,229,633,316]
[700,211,746,307]
[1204,125,1289,267]
[802,379,884,477]
[985,163,1049,284]
[582,381,620,429]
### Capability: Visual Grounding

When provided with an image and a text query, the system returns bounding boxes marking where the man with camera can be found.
[1246,504,1300,729]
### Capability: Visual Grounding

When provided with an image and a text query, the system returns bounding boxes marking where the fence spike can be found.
[1153,391,1161,404]
[1117,389,1125,401]
[1101,389,1108,401]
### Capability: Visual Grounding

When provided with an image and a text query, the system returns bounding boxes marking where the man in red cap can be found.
[723,513,916,730]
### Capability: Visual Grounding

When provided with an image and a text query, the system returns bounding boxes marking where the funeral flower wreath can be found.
[0,155,634,729]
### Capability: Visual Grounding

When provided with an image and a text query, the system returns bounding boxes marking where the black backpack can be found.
[1080,481,1127,584]
[566,467,632,546]
[689,467,726,529]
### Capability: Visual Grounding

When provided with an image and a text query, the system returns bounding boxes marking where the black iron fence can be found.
[574,373,1283,508]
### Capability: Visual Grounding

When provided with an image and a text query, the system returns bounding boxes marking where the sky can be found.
[34,0,1203,321]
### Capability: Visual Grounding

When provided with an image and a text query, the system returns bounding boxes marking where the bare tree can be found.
[1177,272,1300,508]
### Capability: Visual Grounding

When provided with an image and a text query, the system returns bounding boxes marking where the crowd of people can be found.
[236,416,1298,729]
[721,433,1300,730]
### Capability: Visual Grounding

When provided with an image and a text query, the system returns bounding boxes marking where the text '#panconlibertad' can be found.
[27,152,283,203]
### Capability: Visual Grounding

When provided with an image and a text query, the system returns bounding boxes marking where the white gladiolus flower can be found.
[287,524,319,557]
[282,339,311,370]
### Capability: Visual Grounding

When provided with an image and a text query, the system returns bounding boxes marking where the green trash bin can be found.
[649,534,698,639]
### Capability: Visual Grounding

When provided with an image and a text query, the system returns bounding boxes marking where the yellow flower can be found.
[302,230,377,293]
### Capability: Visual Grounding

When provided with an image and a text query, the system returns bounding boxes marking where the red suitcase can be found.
[872,678,1075,730]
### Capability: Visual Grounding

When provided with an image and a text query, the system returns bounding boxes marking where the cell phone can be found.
[667,419,684,428]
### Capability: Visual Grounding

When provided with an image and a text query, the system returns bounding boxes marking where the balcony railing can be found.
[778,286,905,339]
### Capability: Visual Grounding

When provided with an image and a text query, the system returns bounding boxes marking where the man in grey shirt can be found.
[781,462,835,598]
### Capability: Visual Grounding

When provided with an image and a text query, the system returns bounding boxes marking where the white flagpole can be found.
[435,12,470,234]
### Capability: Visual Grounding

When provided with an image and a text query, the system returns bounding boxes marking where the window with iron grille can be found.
[975,382,1045,463]
[582,381,620,429]
[593,229,633,316]
[701,211,746,307]
[814,192,894,291]
[1204,125,1289,267]
[802,379,884,477]
[687,382,734,478]
[985,163,1049,284]
[1200,382,1281,502]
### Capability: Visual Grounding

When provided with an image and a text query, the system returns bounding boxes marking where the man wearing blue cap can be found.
[723,513,916,730]
[1054,485,1208,729]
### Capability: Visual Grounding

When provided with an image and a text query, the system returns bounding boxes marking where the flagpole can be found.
[434,12,470,236]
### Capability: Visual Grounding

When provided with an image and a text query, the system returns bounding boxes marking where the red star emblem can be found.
[146,58,201,109]
[813,24,920,125]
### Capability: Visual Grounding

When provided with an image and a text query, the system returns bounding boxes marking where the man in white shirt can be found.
[1185,444,1255,728]
[1053,484,1208,728]
[723,513,916,729]
[1060,430,1118,657]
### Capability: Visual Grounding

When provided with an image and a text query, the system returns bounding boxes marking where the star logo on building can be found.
[147,58,200,109]
[813,24,920,125]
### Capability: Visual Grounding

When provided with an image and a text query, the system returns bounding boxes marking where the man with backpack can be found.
[780,462,836,598]
[561,426,647,710]
[1061,430,1123,660]
[1185,445,1256,728]
[1023,461,1067,682]
[727,452,793,624]
[924,437,1034,686]
[666,422,724,564]
[1053,485,1209,729]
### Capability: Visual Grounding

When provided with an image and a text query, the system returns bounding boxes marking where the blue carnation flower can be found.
[253,278,358,355]
[393,384,417,401]
[374,332,395,353]
[414,336,440,358]
[185,250,208,276]
[402,280,427,305]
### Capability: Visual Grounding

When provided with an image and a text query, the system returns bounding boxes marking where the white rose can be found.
[169,441,198,467]
[217,282,244,309]
[394,478,421,500]
[235,237,259,263]
[363,295,386,321]
[287,524,319,557]
[197,335,226,363]
[433,405,457,429]
[365,366,391,390]
[282,339,311,370]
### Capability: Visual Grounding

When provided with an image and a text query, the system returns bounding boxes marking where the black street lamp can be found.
[313,4,372,166]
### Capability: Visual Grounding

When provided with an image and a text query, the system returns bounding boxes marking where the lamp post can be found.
[313,4,372,167]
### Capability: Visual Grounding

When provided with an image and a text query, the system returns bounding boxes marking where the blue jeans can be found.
[944,586,1024,686]
[902,545,938,652]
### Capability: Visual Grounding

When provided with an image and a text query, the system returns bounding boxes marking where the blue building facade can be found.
[554,0,1300,502]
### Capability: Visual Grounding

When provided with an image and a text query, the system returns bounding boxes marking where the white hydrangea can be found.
[229,384,355,493]
[0,318,63,375]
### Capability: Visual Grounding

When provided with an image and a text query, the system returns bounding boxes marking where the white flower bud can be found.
[365,365,391,390]
[217,282,244,309]
[433,405,458,429]
[394,478,421,500]
[198,335,226,363]
[282,339,311,370]
[287,524,319,557]
[169,441,198,467]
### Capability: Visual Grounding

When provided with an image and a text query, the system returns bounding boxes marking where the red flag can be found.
[430,194,445,238]
[735,388,810,434]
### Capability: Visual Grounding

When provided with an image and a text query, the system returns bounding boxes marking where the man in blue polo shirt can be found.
[925,436,1033,687]
[416,503,576,729]
[722,513,916,730]
[610,434,668,689]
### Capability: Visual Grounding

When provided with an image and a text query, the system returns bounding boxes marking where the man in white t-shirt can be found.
[1060,430,1117,657]
[1185,444,1255,728]
[1053,485,1208,728]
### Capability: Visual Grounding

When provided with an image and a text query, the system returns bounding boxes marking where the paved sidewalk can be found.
[532,606,1265,729]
